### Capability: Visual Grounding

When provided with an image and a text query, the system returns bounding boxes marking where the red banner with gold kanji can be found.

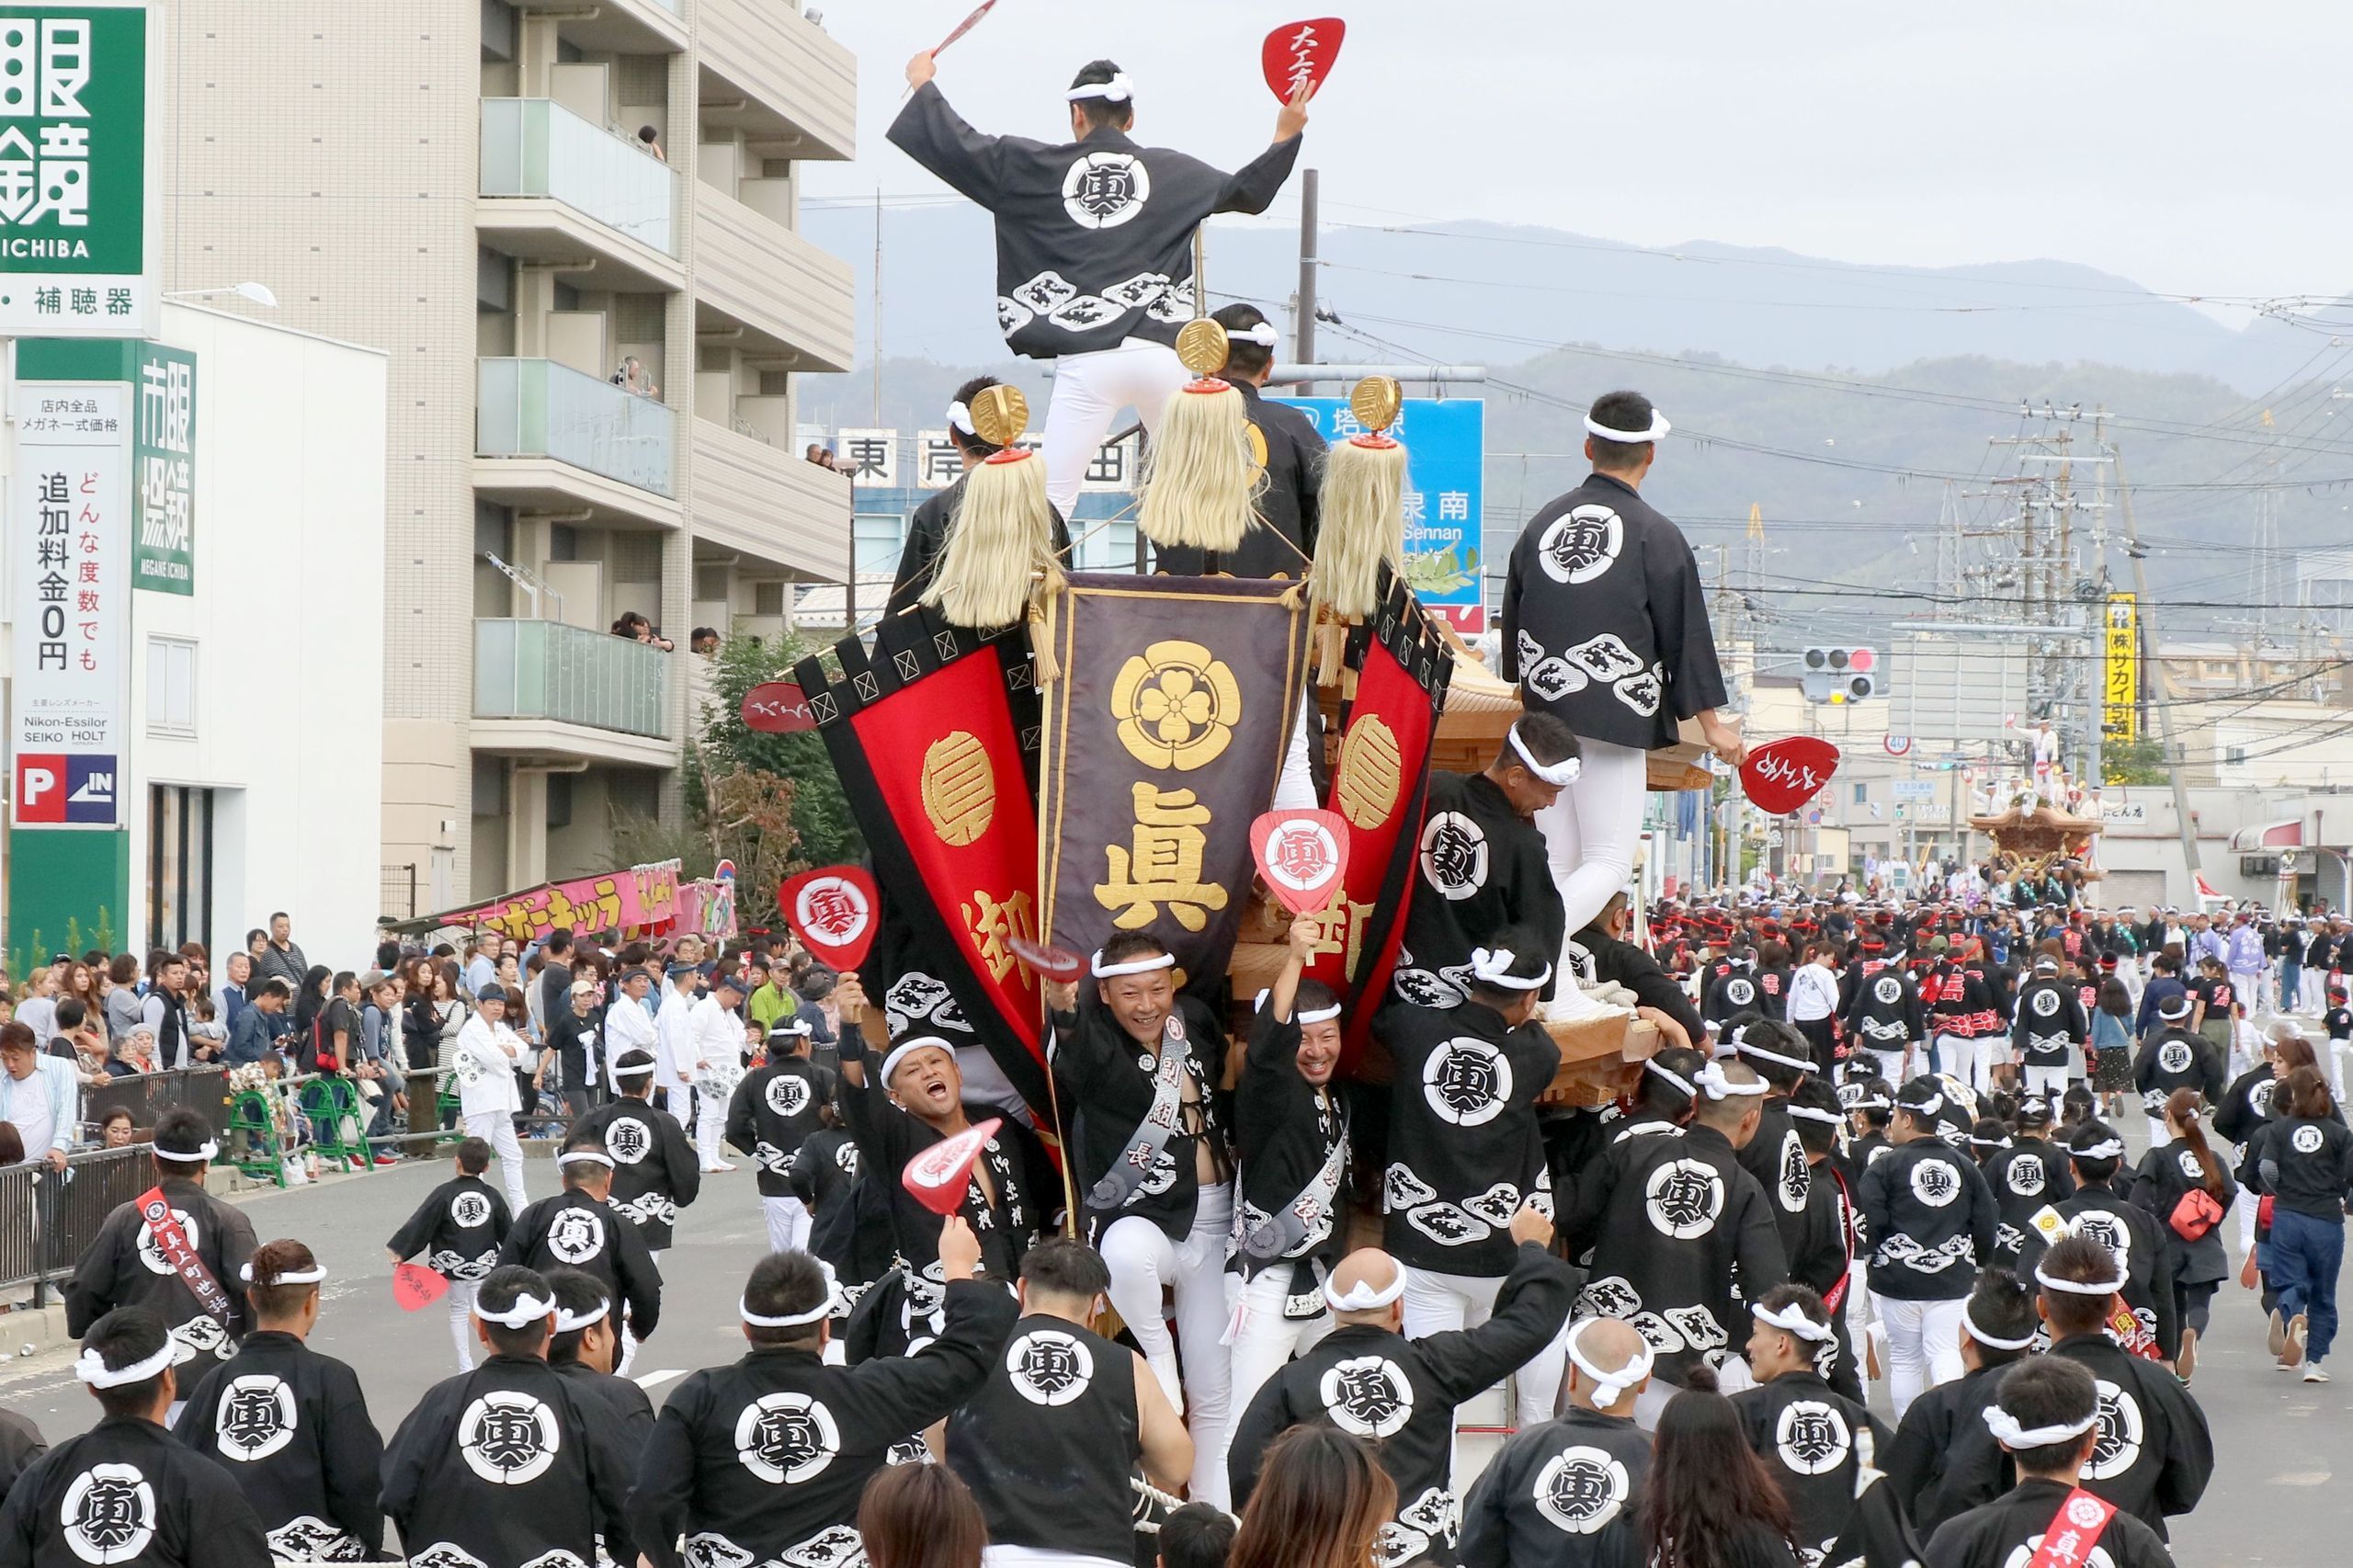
[794,612,1051,1121]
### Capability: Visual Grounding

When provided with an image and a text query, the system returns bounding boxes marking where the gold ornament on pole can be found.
[1139,320,1259,553]
[921,380,1064,631]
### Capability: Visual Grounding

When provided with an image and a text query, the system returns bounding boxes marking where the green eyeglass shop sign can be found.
[0,1,157,339]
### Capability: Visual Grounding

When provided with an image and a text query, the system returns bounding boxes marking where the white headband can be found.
[1066,74,1133,103]
[613,1059,658,1078]
[1902,1093,1945,1117]
[769,1018,813,1038]
[1752,1301,1836,1343]
[1787,1104,1844,1126]
[160,1140,219,1163]
[557,1149,616,1167]
[1694,1062,1768,1100]
[1585,409,1670,445]
[554,1300,610,1334]
[1962,1305,2038,1352]
[475,1290,557,1328]
[1093,949,1176,979]
[2158,997,2190,1018]
[1506,722,1583,787]
[740,1290,836,1328]
[1470,948,1552,991]
[1564,1317,1654,1410]
[240,1263,326,1286]
[1849,1092,1892,1110]
[2071,1138,2125,1161]
[2035,1260,2128,1296]
[1982,1403,2098,1449]
[75,1341,176,1389]
[946,400,977,436]
[1224,322,1281,347]
[1254,989,1342,1025]
[1644,1058,1697,1099]
[880,1035,956,1085]
[1968,1135,2013,1150]
[1734,1034,1813,1072]
[1324,1266,1407,1313]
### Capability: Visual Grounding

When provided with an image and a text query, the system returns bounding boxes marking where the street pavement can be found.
[2,1147,2347,1565]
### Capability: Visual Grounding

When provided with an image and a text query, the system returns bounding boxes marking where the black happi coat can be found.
[2011,975,2089,1068]
[1703,968,1768,1036]
[1376,1000,1560,1276]
[380,1353,633,1568]
[1936,1333,2212,1540]
[2131,1140,2239,1290]
[945,1312,1141,1564]
[2211,1062,2280,1148]
[629,1279,1017,1568]
[1981,1137,2073,1267]
[727,1058,832,1198]
[887,476,1073,618]
[2250,1111,2353,1219]
[1567,921,1707,1044]
[1499,472,1730,751]
[573,1096,702,1249]
[1735,1097,1816,1262]
[1882,1362,2012,1536]
[2017,1185,2179,1360]
[1732,1373,1891,1564]
[2131,1028,2223,1115]
[1561,1120,1788,1384]
[385,1173,511,1283]
[1233,1006,1350,1308]
[1923,1477,2176,1568]
[1393,772,1564,1008]
[1458,1406,1651,1568]
[499,1188,664,1341]
[1052,994,1231,1244]
[844,1266,951,1363]
[1155,378,1328,579]
[1230,1245,1575,1568]
[0,1416,269,1568]
[888,85,1301,358]
[64,1176,257,1371]
[1789,1160,1865,1403]
[1845,967,1926,1055]
[172,1330,382,1562]
[551,1358,655,1567]
[840,1035,1042,1282]
[1859,1137,1997,1302]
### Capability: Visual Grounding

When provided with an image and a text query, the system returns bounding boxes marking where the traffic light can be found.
[1802,646,1879,703]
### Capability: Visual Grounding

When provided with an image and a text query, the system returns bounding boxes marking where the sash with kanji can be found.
[794,609,1051,1122]
[2027,1488,2117,1568]
[1037,574,1307,990]
[1086,1010,1193,1211]
[135,1186,235,1325]
[1298,566,1451,1066]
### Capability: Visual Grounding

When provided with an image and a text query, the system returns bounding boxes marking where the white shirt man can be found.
[0,1022,76,1168]
[452,985,529,1210]
[653,966,699,1127]
[603,968,659,1094]
[685,974,749,1174]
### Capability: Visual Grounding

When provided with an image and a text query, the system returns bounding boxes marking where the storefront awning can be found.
[2229,819,2303,852]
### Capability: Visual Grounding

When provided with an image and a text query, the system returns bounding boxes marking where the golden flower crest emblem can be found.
[1110,639,1244,771]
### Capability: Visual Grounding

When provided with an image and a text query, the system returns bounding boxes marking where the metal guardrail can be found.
[83,1065,233,1138]
[0,1142,165,1302]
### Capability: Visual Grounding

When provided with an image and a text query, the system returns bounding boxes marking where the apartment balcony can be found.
[697,0,857,163]
[693,181,855,371]
[475,358,682,530]
[472,618,680,769]
[518,0,687,56]
[691,416,850,581]
[478,98,684,294]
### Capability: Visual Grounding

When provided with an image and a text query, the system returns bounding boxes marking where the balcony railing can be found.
[474,619,671,740]
[478,358,675,497]
[481,97,676,256]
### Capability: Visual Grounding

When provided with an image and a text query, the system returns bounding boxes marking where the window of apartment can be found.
[146,636,197,738]
[1853,782,1868,805]
[855,514,904,578]
[2226,745,2247,767]
[1071,517,1139,573]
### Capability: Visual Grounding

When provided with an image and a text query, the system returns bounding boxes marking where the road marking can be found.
[2268,1471,2332,1485]
[634,1369,686,1390]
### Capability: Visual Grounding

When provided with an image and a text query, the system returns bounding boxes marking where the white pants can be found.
[1969,1038,2006,1096]
[764,1194,813,1256]
[1532,735,1649,960]
[1629,1355,1750,1433]
[1041,337,1188,517]
[2330,1040,2350,1101]
[2147,1117,2170,1151]
[2234,1181,2260,1254]
[463,1111,527,1212]
[1271,700,1318,812]
[2233,971,2264,1018]
[619,1246,662,1376]
[448,1279,480,1372]
[1866,1046,1909,1086]
[662,1085,692,1129]
[1100,1185,1234,1507]
[2022,1063,2069,1099]
[1872,1291,1966,1419]
[696,1085,730,1169]
[1403,1265,1568,1431]
[1932,1034,1972,1082]
[1210,1268,1334,1504]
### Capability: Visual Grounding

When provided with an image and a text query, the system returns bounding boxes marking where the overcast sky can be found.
[804,2,2346,310]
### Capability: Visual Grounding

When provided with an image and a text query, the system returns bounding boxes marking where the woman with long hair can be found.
[2132,1085,2239,1383]
[291,964,333,1045]
[1643,1374,1801,1568]
[1231,1426,1396,1568]
[2087,976,2136,1119]
[858,1461,986,1568]
[2250,1064,2353,1381]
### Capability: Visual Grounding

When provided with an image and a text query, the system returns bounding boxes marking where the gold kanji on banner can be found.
[1095,783,1230,932]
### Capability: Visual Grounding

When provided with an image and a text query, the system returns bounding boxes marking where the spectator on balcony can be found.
[637,123,666,162]
[0,1020,74,1170]
[611,356,661,399]
[611,611,676,652]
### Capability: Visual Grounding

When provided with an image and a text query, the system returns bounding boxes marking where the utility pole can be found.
[2114,442,2202,885]
[1295,168,1318,397]
[870,187,883,426]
